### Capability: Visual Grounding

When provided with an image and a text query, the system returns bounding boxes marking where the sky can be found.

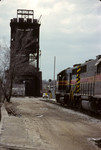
[0,0,101,80]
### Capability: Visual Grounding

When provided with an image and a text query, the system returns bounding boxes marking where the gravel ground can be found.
[0,97,101,150]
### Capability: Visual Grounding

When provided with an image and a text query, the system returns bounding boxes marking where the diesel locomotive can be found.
[56,55,101,113]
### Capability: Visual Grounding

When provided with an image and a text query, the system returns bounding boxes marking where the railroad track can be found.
[40,98,101,120]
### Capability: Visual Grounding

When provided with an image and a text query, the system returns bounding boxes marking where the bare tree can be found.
[0,43,10,102]
[0,29,38,102]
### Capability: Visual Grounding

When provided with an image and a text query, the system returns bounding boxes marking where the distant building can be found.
[10,9,42,96]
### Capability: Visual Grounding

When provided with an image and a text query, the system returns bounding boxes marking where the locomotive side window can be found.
[97,63,101,74]
[81,65,87,73]
[72,68,77,75]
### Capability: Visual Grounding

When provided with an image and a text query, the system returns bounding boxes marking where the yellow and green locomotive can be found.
[56,55,101,113]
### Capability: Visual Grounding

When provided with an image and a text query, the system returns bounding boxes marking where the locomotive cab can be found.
[56,68,72,104]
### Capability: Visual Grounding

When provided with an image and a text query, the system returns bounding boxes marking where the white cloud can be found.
[61,14,101,34]
[52,1,75,13]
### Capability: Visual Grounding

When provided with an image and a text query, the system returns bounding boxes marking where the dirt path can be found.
[7,97,100,150]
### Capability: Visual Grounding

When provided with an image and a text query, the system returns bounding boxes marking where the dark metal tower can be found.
[10,9,42,96]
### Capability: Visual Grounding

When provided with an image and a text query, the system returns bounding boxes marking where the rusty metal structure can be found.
[10,9,42,96]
